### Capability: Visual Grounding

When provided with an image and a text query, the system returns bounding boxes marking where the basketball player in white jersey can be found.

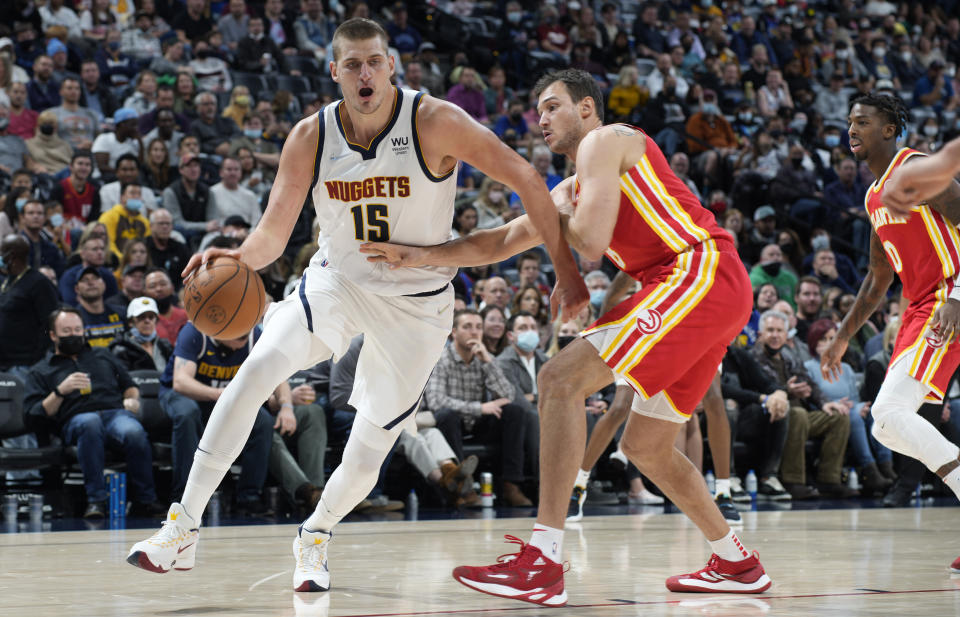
[127,18,587,592]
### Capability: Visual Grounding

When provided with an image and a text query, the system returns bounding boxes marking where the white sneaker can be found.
[730,477,751,503]
[566,484,587,522]
[608,448,629,470]
[126,503,199,573]
[627,489,664,505]
[293,525,332,592]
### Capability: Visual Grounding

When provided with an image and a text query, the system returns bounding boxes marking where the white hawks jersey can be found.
[307,87,458,295]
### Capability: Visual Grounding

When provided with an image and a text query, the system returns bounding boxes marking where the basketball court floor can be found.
[2,503,959,617]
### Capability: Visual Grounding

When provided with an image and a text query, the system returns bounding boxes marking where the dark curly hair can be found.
[849,93,908,139]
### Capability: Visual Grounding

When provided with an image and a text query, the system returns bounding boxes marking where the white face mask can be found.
[900,51,911,62]
[873,47,887,59]
[487,190,503,202]
[836,49,849,60]
[923,125,938,137]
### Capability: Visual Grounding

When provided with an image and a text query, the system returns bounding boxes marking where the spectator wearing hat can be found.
[685,89,738,191]
[235,14,288,75]
[200,214,251,251]
[78,60,118,122]
[98,180,151,260]
[49,76,99,151]
[106,263,147,312]
[913,60,959,114]
[163,151,220,245]
[23,306,164,519]
[27,55,60,111]
[0,37,30,84]
[740,205,779,266]
[98,154,159,213]
[26,109,73,174]
[45,37,75,85]
[74,265,127,347]
[145,208,191,290]
[59,234,120,306]
[109,296,174,372]
[92,108,142,179]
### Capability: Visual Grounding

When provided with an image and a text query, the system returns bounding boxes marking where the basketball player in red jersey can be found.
[361,69,772,605]
[821,94,960,573]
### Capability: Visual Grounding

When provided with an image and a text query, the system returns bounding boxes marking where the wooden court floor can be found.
[2,508,960,617]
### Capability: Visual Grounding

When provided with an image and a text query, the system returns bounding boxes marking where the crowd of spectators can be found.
[1,0,960,518]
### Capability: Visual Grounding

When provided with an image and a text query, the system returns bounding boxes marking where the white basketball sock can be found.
[715,478,731,498]
[575,469,591,489]
[709,529,750,562]
[530,524,564,563]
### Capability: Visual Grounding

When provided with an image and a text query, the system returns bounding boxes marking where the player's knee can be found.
[537,363,581,400]
[620,434,659,470]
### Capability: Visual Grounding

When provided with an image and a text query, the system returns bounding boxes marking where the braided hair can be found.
[849,93,909,139]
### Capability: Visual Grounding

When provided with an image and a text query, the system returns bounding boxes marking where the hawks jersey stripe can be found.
[918,284,951,384]
[918,207,957,280]
[587,247,698,356]
[870,149,920,194]
[613,241,719,374]
[929,209,960,279]
[634,156,712,246]
[601,253,704,367]
[901,285,947,377]
[620,173,687,252]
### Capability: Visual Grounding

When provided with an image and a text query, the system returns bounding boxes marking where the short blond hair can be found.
[331,17,389,62]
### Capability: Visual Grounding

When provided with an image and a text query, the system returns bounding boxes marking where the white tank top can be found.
[307,87,458,296]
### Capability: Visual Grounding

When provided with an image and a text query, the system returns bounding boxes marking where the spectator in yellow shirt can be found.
[98,180,151,259]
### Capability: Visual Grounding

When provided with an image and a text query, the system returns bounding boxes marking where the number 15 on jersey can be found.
[351,203,390,242]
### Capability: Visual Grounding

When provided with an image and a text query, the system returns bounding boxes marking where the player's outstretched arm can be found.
[884,136,960,217]
[183,115,319,279]
[418,96,588,320]
[821,230,894,382]
[360,214,542,268]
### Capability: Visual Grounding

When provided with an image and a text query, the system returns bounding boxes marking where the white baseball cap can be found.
[128,296,159,318]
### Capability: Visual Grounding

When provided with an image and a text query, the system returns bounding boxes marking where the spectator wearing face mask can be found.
[685,89,738,191]
[749,243,798,303]
[496,311,549,414]
[25,109,73,175]
[819,40,867,84]
[98,181,150,260]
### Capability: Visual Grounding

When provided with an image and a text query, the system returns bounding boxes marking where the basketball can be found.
[183,256,266,340]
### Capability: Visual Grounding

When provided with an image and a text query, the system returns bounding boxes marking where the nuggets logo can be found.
[636,308,663,335]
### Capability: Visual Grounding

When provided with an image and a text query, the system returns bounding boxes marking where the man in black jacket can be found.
[24,306,163,518]
[234,15,288,74]
[721,344,791,501]
[0,234,59,373]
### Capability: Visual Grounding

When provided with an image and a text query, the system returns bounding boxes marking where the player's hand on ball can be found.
[182,246,243,281]
[930,299,960,344]
[359,242,427,268]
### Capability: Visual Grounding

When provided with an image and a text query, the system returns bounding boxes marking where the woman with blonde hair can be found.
[142,138,175,192]
[222,85,252,127]
[471,176,512,229]
[173,70,197,116]
[608,65,648,122]
[114,238,153,284]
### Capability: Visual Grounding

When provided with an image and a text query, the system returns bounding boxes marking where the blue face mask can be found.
[49,213,64,227]
[590,289,606,305]
[126,198,144,212]
[516,329,540,352]
[15,198,27,212]
[244,128,261,139]
[702,103,720,116]
[131,328,158,344]
[824,134,841,147]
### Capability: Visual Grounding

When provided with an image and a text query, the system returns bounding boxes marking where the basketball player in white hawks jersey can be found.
[126,18,587,592]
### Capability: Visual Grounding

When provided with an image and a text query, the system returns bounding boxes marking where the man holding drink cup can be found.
[22,306,165,518]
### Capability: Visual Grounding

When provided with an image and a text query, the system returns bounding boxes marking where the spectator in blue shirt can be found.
[510,145,561,207]
[386,2,421,59]
[913,60,959,114]
[731,16,777,66]
[493,99,529,139]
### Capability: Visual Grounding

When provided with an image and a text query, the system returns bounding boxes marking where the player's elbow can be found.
[576,239,607,262]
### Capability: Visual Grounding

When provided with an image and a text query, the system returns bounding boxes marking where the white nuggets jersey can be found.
[307,87,458,295]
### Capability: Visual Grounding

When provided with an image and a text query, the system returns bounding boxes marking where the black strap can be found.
[403,283,449,298]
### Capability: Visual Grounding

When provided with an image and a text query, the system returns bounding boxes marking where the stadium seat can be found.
[285,56,321,75]
[0,372,64,473]
[232,71,269,93]
[268,74,313,94]
[129,370,172,463]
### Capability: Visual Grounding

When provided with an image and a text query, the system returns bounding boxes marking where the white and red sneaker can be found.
[452,535,567,607]
[950,556,960,573]
[666,552,771,593]
[126,503,199,573]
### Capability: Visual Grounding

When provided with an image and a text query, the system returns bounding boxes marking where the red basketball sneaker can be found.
[452,535,567,607]
[950,556,960,573]
[666,552,772,593]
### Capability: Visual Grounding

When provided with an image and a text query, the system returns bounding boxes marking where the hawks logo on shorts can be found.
[636,308,662,335]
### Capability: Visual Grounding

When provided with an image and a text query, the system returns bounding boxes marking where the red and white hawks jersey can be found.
[574,127,734,283]
[866,147,960,302]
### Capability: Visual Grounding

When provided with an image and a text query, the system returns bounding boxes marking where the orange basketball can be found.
[183,256,266,340]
